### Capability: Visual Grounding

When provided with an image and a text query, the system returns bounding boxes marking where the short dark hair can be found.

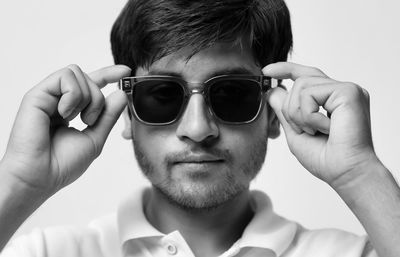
[111,0,292,72]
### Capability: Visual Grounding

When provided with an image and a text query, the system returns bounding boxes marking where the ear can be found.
[267,105,280,139]
[121,107,133,140]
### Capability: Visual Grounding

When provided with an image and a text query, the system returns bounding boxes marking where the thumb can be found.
[83,90,127,157]
[266,87,293,136]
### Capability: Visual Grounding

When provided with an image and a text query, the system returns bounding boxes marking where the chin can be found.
[153,177,248,211]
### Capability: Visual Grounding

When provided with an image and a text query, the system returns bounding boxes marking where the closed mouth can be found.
[173,154,224,164]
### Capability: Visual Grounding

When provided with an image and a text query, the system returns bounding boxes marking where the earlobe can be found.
[121,108,133,140]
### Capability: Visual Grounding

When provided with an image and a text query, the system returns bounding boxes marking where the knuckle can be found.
[61,67,76,78]
[344,82,363,98]
[362,88,370,100]
[315,67,324,74]
[21,89,41,107]
[23,88,35,100]
[66,64,82,72]
[310,66,324,75]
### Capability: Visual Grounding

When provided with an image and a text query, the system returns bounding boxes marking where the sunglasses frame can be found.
[119,74,274,126]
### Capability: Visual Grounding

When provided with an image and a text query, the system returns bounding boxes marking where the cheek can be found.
[221,123,267,162]
[132,124,173,166]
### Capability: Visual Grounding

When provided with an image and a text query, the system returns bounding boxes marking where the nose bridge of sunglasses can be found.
[189,88,204,94]
[186,82,206,95]
[184,85,209,109]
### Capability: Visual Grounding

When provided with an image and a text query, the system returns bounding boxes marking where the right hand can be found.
[1,64,131,196]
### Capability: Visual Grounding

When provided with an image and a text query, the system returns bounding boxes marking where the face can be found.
[123,42,279,210]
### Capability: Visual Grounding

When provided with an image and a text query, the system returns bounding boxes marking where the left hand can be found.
[263,62,379,187]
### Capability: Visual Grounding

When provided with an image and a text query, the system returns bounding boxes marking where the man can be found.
[0,0,399,257]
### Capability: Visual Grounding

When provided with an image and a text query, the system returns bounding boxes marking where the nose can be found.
[176,93,219,143]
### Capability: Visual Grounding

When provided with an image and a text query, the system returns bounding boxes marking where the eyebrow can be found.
[147,67,258,79]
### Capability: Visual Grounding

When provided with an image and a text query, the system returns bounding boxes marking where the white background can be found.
[0,0,399,239]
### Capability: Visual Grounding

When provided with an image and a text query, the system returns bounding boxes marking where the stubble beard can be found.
[133,135,268,211]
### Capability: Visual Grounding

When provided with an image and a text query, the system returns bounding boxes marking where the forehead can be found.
[135,42,261,82]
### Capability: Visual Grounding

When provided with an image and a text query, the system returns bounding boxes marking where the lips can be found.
[168,152,227,178]
[173,154,224,164]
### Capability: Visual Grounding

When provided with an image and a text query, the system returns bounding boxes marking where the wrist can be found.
[330,151,380,189]
[331,156,390,206]
[0,159,50,251]
[0,158,52,203]
[330,158,400,257]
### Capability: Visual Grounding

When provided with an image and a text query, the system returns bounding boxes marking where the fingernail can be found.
[319,128,330,135]
[62,108,74,119]
[303,127,316,135]
[86,111,98,126]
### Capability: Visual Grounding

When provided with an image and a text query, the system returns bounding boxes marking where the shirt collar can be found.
[118,187,164,244]
[237,190,298,256]
[117,187,297,256]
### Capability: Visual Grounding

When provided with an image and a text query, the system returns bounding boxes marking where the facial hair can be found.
[133,133,267,211]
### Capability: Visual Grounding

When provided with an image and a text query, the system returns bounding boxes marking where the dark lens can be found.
[209,79,261,122]
[133,80,184,123]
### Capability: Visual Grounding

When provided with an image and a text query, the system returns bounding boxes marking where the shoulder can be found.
[249,190,376,257]
[2,214,121,257]
[286,224,376,257]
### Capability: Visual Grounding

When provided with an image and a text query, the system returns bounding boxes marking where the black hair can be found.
[111,0,292,71]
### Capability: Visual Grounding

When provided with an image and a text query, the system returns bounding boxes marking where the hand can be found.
[263,62,379,187]
[1,64,130,196]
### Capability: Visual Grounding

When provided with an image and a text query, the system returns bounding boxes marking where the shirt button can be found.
[166,243,178,255]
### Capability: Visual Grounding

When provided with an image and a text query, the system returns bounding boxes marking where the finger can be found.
[282,88,303,134]
[266,87,297,138]
[300,85,334,134]
[262,62,329,81]
[288,76,335,135]
[36,67,83,119]
[66,64,91,121]
[79,74,106,126]
[88,65,131,89]
[11,67,84,152]
[82,90,128,157]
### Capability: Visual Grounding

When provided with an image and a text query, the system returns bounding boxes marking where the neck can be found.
[144,187,254,257]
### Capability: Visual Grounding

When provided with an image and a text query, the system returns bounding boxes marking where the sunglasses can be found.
[119,74,276,125]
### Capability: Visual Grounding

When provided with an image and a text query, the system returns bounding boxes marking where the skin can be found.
[122,43,279,256]
[0,43,399,256]
[264,63,400,257]
[124,43,278,209]
[0,64,131,250]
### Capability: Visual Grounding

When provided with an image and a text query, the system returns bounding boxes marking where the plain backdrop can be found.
[0,0,399,239]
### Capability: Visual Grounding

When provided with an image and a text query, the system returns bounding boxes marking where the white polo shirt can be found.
[2,188,377,257]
